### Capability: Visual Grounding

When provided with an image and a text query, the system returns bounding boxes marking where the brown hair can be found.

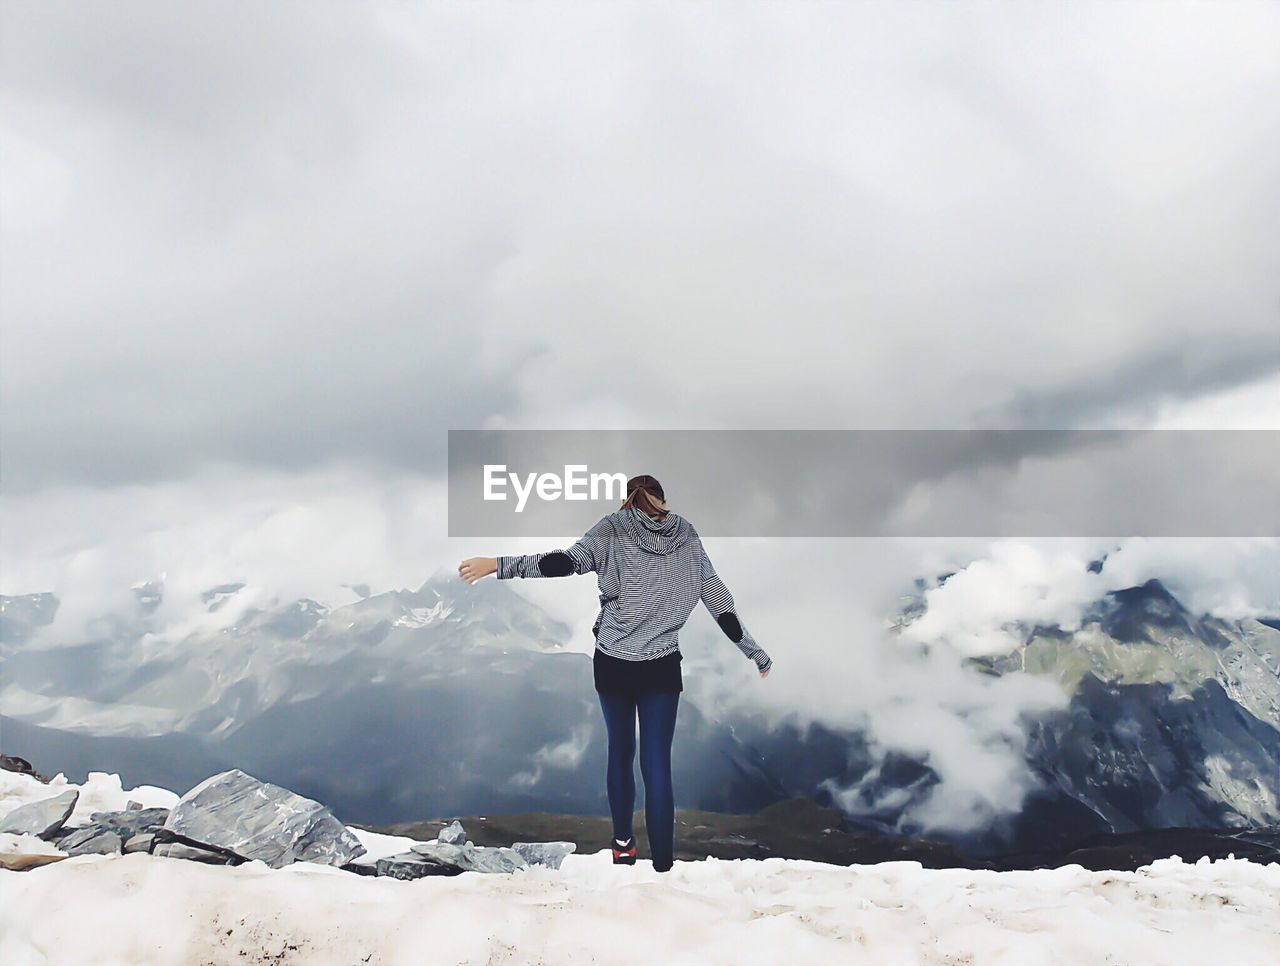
[621,474,668,520]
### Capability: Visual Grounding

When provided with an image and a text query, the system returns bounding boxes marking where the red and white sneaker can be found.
[611,835,637,865]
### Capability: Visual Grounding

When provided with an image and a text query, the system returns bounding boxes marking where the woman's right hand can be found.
[458,557,497,584]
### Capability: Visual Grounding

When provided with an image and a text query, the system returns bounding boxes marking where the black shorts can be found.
[593,647,683,696]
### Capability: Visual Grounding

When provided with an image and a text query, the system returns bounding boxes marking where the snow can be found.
[1,848,1277,963]
[0,833,66,859]
[344,826,420,865]
[392,601,455,628]
[1,770,180,829]
[0,683,184,736]
[3,770,1278,963]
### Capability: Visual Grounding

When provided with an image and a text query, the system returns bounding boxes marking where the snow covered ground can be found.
[2,771,1279,964]
[4,848,1280,964]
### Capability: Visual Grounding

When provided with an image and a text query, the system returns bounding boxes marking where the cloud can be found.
[5,464,1275,835]
[511,723,595,790]
[901,536,1280,661]
[902,541,1107,656]
[1,462,457,643]
[669,537,1070,833]
[2,2,1277,835]
[3,1,1279,494]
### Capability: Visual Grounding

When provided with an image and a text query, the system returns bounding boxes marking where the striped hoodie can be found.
[496,507,773,674]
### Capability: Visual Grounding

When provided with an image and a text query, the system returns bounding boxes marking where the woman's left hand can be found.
[458,557,497,584]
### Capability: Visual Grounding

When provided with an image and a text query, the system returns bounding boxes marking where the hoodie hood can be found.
[616,507,693,555]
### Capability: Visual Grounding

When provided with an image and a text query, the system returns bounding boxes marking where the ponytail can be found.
[621,474,668,520]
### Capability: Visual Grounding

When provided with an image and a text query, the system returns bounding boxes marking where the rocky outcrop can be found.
[373,852,463,880]
[367,821,574,877]
[160,769,365,869]
[86,806,170,841]
[57,826,124,856]
[410,840,527,874]
[0,789,78,839]
[152,839,240,864]
[124,832,155,854]
[0,754,50,783]
[36,806,173,857]
[436,820,466,845]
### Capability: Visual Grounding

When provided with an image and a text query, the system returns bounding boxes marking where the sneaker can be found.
[611,835,637,865]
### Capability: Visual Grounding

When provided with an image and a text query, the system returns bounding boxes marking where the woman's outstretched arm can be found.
[700,554,773,676]
[458,518,610,584]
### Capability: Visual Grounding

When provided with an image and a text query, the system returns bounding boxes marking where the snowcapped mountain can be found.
[989,579,1280,847]
[928,577,1279,850]
[1,574,1276,846]
[0,575,782,824]
[0,573,571,739]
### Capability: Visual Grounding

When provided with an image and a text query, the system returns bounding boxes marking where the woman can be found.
[458,474,773,873]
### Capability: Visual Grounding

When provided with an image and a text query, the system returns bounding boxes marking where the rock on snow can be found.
[160,769,365,870]
[0,789,78,839]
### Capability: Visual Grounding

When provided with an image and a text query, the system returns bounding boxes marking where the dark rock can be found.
[152,839,239,864]
[409,840,527,873]
[437,820,467,845]
[1012,675,1280,852]
[0,754,50,783]
[0,789,78,839]
[993,826,1280,872]
[375,851,463,879]
[58,826,124,855]
[124,832,155,854]
[161,769,365,869]
[89,807,169,840]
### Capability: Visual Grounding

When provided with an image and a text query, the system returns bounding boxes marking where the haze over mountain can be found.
[3,567,1275,853]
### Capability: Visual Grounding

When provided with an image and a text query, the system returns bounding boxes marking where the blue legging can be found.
[597,688,680,870]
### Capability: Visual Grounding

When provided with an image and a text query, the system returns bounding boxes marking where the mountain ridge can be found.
[2,572,1277,844]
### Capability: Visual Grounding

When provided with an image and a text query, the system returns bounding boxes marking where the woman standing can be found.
[458,475,773,873]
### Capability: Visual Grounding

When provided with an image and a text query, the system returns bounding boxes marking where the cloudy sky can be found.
[4,0,1278,606]
[5,0,1279,608]
[3,0,1278,833]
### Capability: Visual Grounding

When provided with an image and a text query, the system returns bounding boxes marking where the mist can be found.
[3,1,1278,836]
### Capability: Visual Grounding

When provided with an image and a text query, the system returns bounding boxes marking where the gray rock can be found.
[58,826,124,855]
[153,841,237,864]
[161,769,365,869]
[124,832,155,854]
[436,820,467,845]
[89,807,169,840]
[410,840,528,874]
[410,840,465,862]
[466,845,528,874]
[0,789,78,839]
[375,851,463,879]
[512,841,576,870]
